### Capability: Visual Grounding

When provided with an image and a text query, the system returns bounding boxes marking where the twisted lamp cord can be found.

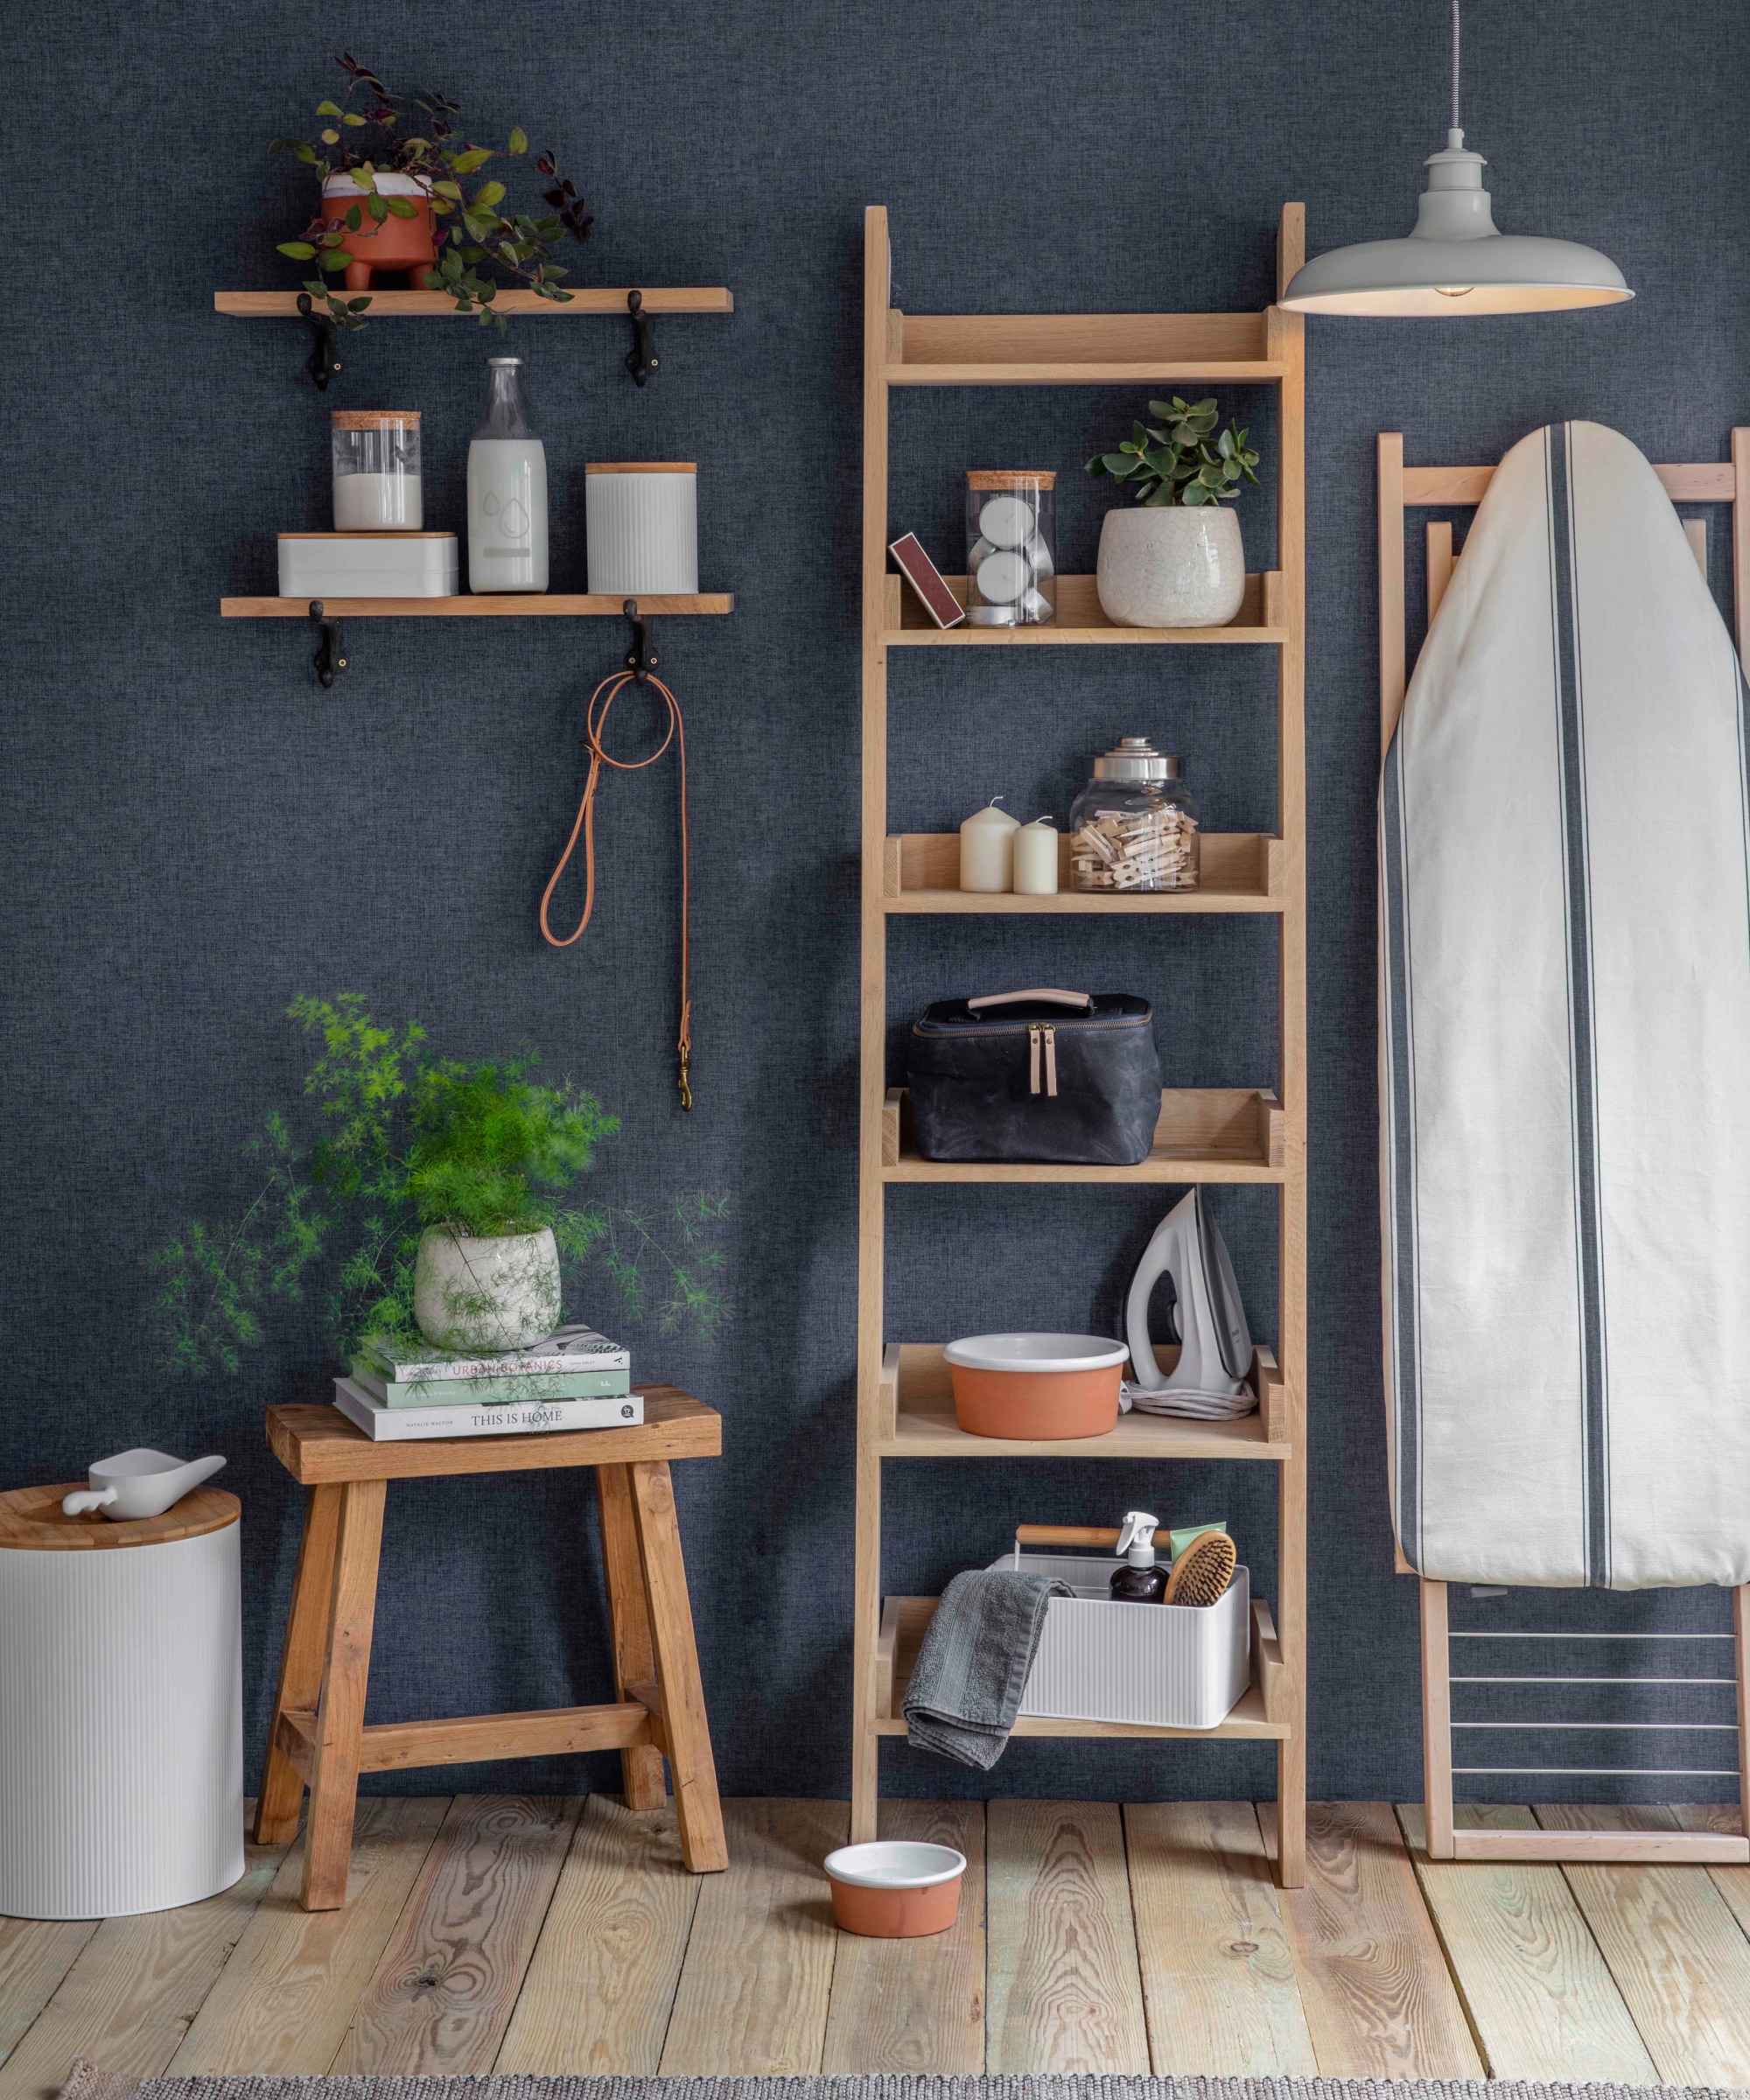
[1452,0,1461,132]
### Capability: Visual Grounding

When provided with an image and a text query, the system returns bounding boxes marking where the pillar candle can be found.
[1013,818,1060,895]
[959,799,1019,892]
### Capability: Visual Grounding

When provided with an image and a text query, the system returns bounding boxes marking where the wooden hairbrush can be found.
[1163,1528,1236,1606]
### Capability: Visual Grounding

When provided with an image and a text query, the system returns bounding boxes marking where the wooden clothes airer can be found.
[540,648,693,1110]
[1378,427,1750,1865]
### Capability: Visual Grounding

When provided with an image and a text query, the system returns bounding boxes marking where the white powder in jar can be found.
[333,472,423,530]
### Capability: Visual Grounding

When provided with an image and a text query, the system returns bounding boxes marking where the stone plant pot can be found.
[320,172,438,293]
[412,1225,562,1353]
[1096,505,1246,628]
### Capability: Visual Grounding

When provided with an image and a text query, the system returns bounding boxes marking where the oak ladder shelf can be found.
[854,204,1308,1885]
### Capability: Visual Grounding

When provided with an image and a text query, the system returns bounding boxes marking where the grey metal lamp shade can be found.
[1281,130,1633,317]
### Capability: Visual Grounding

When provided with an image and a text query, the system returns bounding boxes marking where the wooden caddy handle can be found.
[1015,1523,1121,1548]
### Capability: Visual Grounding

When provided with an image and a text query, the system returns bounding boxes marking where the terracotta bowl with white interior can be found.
[823,1840,966,1936]
[943,1333,1128,1439]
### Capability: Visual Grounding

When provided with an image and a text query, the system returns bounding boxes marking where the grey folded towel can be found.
[903,1567,1072,1768]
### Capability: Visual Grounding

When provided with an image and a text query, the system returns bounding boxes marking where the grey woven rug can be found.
[58,2068,1750,2100]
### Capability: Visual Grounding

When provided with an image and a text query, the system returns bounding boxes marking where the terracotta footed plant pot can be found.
[412,1225,562,1352]
[320,172,438,293]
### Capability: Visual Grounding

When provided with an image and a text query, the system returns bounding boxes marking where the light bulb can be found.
[1435,286,1474,297]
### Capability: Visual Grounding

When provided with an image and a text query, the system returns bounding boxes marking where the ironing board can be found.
[1378,424,1750,1863]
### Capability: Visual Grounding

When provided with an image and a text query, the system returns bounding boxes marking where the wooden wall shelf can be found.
[881,1086,1284,1183]
[884,571,1285,644]
[852,204,1308,1883]
[883,831,1282,911]
[214,288,733,318]
[221,594,734,619]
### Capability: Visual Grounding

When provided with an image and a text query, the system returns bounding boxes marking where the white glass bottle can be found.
[467,357,549,593]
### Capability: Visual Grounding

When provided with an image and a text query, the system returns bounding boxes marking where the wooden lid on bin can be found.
[585,462,697,473]
[968,469,1056,490]
[332,410,422,429]
[0,1484,240,1550]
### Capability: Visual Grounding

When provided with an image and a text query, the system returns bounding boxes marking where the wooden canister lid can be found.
[332,410,422,430]
[0,1484,240,1550]
[585,462,697,473]
[968,469,1056,490]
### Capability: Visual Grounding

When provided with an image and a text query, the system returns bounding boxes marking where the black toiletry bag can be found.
[907,988,1161,1165]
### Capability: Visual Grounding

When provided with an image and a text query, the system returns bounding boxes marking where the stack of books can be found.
[332,1324,640,1441]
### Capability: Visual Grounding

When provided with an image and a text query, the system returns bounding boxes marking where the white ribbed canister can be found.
[0,1487,243,1918]
[585,463,699,595]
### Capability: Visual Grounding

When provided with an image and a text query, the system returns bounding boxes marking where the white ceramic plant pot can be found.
[1096,505,1246,627]
[412,1226,562,1352]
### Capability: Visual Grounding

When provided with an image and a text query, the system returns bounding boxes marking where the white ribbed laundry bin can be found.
[585,462,698,594]
[0,1483,244,1918]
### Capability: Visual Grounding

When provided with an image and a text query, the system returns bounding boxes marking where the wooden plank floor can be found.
[5,1797,1750,2089]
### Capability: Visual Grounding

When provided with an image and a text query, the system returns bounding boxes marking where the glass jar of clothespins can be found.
[1068,738,1200,892]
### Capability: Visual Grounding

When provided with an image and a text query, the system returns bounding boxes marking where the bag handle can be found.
[1015,1523,1121,1547]
[967,988,1091,1012]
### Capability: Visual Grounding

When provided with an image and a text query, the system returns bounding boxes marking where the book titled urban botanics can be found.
[352,1324,632,1407]
[332,1376,644,1443]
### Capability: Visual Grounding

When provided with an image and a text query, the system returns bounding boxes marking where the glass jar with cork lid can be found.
[1068,738,1200,892]
[331,410,423,530]
[965,471,1054,625]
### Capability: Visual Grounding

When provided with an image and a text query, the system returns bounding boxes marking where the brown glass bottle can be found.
[1110,1559,1168,1603]
[1110,1510,1168,1601]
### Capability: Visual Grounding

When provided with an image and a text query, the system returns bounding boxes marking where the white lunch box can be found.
[988,1548,1251,1728]
[277,532,459,598]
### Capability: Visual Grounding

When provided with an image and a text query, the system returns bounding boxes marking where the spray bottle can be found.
[1110,1510,1168,1603]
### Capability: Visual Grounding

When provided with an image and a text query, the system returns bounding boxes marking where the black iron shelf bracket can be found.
[622,598,658,682]
[625,290,660,386]
[297,293,343,390]
[309,601,348,689]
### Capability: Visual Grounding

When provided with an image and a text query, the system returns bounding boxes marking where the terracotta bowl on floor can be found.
[944,1333,1128,1439]
[824,1840,966,1936]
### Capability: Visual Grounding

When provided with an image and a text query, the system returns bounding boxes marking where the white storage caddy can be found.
[0,1482,244,1918]
[990,1541,1250,1729]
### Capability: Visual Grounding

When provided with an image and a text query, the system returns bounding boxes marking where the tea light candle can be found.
[976,550,1030,604]
[977,494,1035,548]
[1013,817,1060,894]
[959,798,1019,892]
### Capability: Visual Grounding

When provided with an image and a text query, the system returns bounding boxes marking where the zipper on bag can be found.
[1043,1026,1058,1096]
[1028,1025,1041,1095]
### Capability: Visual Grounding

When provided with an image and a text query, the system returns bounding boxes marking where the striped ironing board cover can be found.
[1380,421,1750,1588]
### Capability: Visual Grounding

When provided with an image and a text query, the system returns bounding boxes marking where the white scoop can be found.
[62,1449,227,1522]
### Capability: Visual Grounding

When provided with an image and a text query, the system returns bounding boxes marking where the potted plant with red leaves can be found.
[270,53,594,339]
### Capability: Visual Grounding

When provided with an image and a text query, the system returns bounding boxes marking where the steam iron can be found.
[1123,1188,1256,1419]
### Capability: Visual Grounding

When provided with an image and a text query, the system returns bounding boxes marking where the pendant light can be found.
[1280,0,1631,316]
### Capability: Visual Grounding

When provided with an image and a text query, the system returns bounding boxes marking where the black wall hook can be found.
[625,289,659,386]
[297,293,342,390]
[623,598,657,682]
[309,601,348,688]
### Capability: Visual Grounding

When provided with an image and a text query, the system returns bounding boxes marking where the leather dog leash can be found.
[539,667,692,1110]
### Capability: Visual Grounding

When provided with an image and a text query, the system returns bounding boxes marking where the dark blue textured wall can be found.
[4,0,1747,1808]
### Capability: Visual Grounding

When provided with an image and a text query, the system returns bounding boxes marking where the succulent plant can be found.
[1087,396,1262,508]
[270,52,593,337]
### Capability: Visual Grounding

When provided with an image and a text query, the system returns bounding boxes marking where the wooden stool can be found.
[253,1390,727,1909]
